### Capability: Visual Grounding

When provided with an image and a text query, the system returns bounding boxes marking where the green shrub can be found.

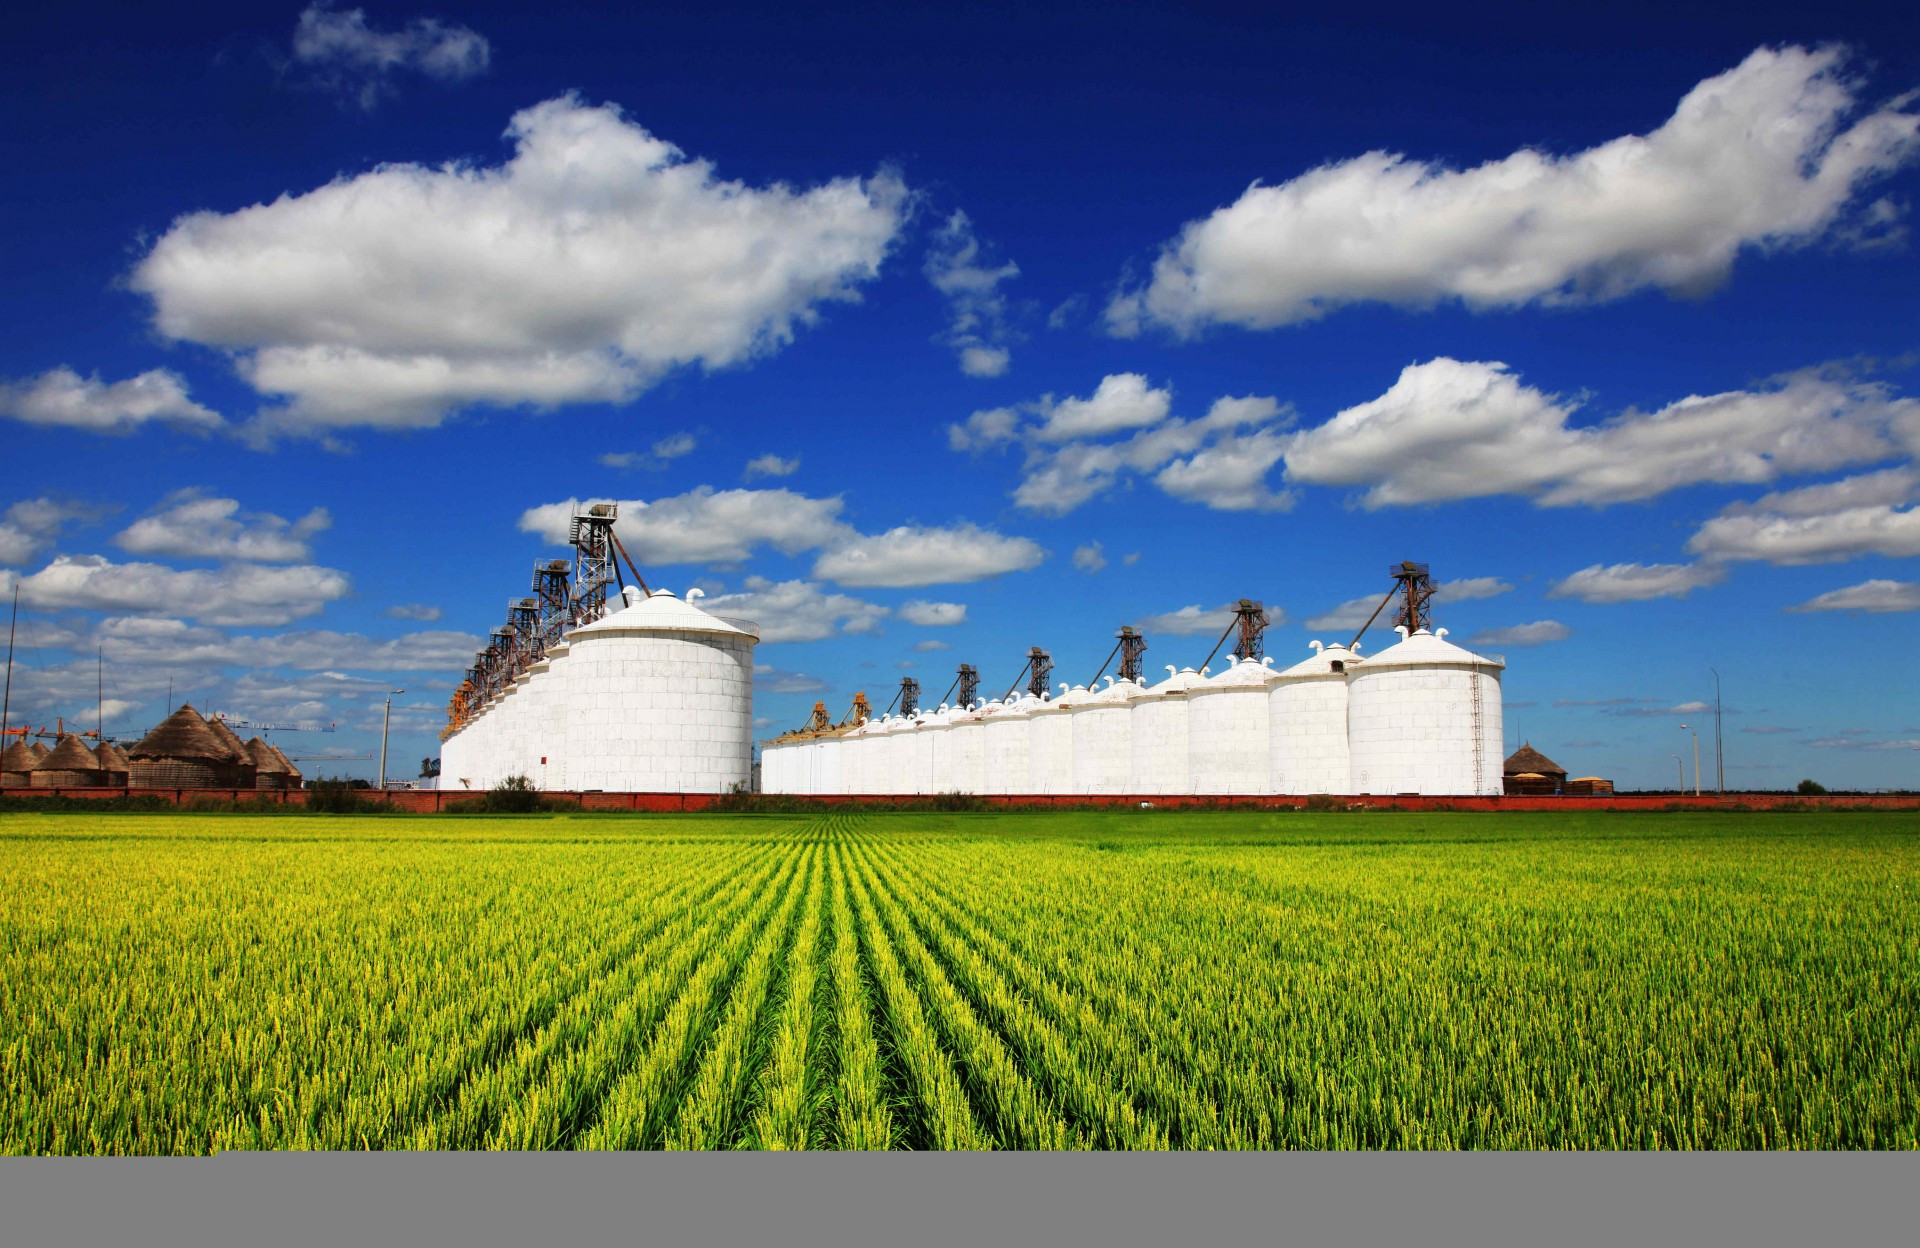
[1797,778,1829,796]
[485,775,543,814]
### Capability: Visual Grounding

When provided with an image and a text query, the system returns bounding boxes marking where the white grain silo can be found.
[983,694,1039,795]
[1131,666,1207,795]
[813,725,845,795]
[1347,627,1504,796]
[922,706,954,793]
[1268,641,1361,795]
[1028,685,1086,794]
[948,703,990,795]
[836,718,872,794]
[556,588,758,793]
[878,715,915,791]
[1188,658,1283,794]
[1072,677,1145,795]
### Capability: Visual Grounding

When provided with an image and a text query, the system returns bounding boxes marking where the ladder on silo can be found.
[1469,663,1485,793]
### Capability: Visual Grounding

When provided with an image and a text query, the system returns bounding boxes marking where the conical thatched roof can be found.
[1,739,36,772]
[94,740,132,773]
[270,742,302,782]
[205,715,251,761]
[1503,743,1566,778]
[247,737,290,775]
[33,734,103,774]
[27,741,48,762]
[129,704,234,762]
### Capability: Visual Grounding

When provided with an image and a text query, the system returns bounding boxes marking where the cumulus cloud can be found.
[1110,46,1920,334]
[1785,579,1920,613]
[899,600,967,627]
[0,367,222,434]
[93,615,482,672]
[753,663,828,694]
[520,488,850,566]
[1687,468,1920,565]
[132,96,906,437]
[744,453,799,479]
[1303,576,1512,630]
[1463,620,1572,647]
[970,385,1293,516]
[383,603,443,621]
[0,498,94,566]
[1072,542,1107,574]
[113,491,330,563]
[912,639,949,652]
[811,523,1045,588]
[3,557,348,627]
[701,577,887,643]
[1548,561,1726,603]
[292,3,490,110]
[1136,604,1239,637]
[1284,359,1915,508]
[599,431,698,471]
[925,211,1019,377]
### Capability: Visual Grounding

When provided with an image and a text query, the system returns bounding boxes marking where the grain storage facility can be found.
[1270,641,1361,796]
[130,705,246,788]
[1347,627,1504,796]
[30,735,104,787]
[0,739,33,787]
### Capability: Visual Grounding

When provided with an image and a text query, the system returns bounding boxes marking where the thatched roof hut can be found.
[31,734,107,787]
[129,703,244,788]
[205,716,257,787]
[246,737,294,790]
[94,739,132,785]
[1503,743,1566,782]
[267,742,303,787]
[27,741,48,763]
[1,739,36,787]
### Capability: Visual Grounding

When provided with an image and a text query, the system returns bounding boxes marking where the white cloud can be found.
[599,431,698,471]
[899,600,967,627]
[1035,374,1172,442]
[1304,576,1512,630]
[1136,604,1237,636]
[811,523,1045,588]
[1284,359,1914,508]
[1463,620,1572,647]
[93,616,483,672]
[912,639,949,652]
[1548,561,1726,603]
[925,211,1019,377]
[1110,46,1920,334]
[1072,542,1107,574]
[0,367,222,434]
[113,491,330,563]
[1786,579,1920,613]
[132,96,906,437]
[7,556,348,627]
[1687,469,1920,565]
[753,663,828,694]
[519,488,850,566]
[292,3,489,110]
[383,603,443,622]
[1006,392,1291,515]
[700,577,887,643]
[0,498,93,566]
[744,453,799,479]
[948,405,1022,452]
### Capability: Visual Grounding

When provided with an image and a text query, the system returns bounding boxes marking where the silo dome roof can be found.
[1084,677,1146,706]
[1049,684,1097,709]
[567,589,759,641]
[1141,666,1208,697]
[1192,656,1283,690]
[1277,641,1362,679]
[1358,628,1504,671]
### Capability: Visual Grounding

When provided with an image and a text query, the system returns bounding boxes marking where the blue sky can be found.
[4,1,1919,790]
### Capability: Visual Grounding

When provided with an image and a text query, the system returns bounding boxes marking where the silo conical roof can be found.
[1356,628,1504,672]
[567,589,758,641]
[1278,641,1362,679]
[1141,666,1208,697]
[129,704,232,761]
[32,734,103,774]
[1194,656,1283,689]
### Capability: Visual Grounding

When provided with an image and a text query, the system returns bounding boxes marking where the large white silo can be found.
[878,715,915,793]
[983,695,1038,795]
[1027,686,1085,794]
[814,727,846,795]
[948,704,990,794]
[1131,666,1207,795]
[1072,677,1145,795]
[1188,658,1283,794]
[1347,627,1504,796]
[837,718,874,794]
[922,707,954,793]
[556,589,758,793]
[906,712,935,795]
[1270,641,1362,795]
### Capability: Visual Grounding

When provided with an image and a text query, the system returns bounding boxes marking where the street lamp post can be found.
[1710,668,1724,794]
[378,690,405,789]
[1679,723,1699,797]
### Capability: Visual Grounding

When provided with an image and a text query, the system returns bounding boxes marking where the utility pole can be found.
[378,690,405,788]
[1680,723,1700,797]
[1710,668,1724,794]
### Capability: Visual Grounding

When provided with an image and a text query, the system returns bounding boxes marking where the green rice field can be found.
[2,809,1916,1152]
